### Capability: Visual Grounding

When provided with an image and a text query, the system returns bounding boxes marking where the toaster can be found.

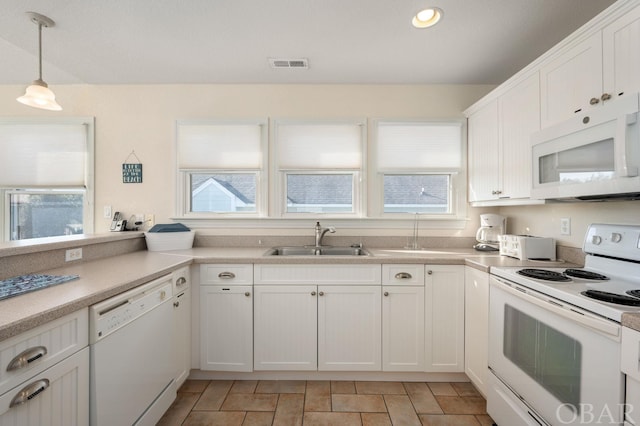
[499,235,556,260]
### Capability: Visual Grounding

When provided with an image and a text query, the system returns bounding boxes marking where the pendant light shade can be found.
[16,12,62,111]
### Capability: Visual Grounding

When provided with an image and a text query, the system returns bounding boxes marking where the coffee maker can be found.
[474,214,506,251]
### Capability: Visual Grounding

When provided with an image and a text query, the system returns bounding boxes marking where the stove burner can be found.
[582,290,640,306]
[517,268,571,282]
[627,290,640,299]
[564,269,609,280]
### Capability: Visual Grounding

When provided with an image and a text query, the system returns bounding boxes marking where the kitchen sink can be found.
[264,246,371,256]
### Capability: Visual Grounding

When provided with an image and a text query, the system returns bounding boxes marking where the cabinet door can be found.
[464,267,489,396]
[425,265,464,372]
[499,73,540,200]
[200,285,253,372]
[468,99,500,202]
[318,286,381,371]
[0,347,89,426]
[173,289,191,387]
[540,32,603,128]
[603,4,640,99]
[253,285,317,371]
[382,286,425,372]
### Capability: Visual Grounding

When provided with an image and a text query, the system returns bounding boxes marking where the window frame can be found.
[0,117,95,242]
[271,118,366,218]
[369,118,467,220]
[175,119,268,218]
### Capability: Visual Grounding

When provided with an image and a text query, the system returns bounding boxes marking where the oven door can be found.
[489,276,624,425]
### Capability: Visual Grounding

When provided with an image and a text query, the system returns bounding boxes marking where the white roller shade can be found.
[178,123,263,169]
[277,123,362,169]
[376,122,462,170]
[0,124,87,187]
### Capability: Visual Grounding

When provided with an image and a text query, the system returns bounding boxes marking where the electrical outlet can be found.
[560,218,571,235]
[103,205,112,219]
[65,248,83,262]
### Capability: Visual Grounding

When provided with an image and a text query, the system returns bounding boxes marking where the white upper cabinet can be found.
[541,3,640,129]
[467,72,540,205]
[540,32,603,128]
[602,3,640,98]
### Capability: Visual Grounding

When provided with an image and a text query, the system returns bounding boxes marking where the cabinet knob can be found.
[319,291,325,296]
[394,272,412,280]
[427,270,433,275]
[601,93,612,102]
[218,272,236,279]
[245,292,251,297]
[589,97,600,105]
[384,291,389,297]
[311,291,317,296]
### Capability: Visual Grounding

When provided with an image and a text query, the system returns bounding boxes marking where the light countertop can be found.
[0,245,574,342]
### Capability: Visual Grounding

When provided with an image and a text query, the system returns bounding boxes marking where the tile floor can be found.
[157,380,495,425]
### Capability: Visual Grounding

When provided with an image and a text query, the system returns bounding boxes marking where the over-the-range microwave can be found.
[531,93,640,201]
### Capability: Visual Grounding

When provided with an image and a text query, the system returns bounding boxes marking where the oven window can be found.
[504,304,582,411]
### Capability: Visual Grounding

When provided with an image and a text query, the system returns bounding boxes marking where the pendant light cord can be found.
[37,22,43,82]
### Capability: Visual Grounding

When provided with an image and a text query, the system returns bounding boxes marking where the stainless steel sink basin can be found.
[264,246,370,256]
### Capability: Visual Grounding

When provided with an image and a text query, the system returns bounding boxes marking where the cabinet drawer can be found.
[0,309,88,397]
[254,264,381,285]
[200,264,253,285]
[0,346,89,425]
[382,265,424,286]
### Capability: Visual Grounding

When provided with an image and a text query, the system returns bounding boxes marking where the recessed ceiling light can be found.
[412,7,443,29]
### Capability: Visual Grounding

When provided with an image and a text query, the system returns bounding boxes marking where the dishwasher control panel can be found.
[89,274,173,343]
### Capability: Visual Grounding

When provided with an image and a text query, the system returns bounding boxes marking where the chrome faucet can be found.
[314,221,336,247]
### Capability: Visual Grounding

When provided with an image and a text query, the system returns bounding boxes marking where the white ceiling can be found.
[0,0,616,86]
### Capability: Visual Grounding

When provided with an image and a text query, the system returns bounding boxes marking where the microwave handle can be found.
[616,112,639,177]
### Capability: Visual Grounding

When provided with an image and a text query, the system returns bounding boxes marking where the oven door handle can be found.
[496,278,620,338]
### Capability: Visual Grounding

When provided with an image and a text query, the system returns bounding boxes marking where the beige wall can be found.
[1,83,495,237]
[4,83,637,246]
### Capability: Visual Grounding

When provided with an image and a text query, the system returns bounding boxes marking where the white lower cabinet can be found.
[200,286,253,372]
[253,285,318,371]
[382,285,425,371]
[464,266,489,396]
[0,309,89,426]
[318,285,381,371]
[621,327,640,425]
[425,265,465,372]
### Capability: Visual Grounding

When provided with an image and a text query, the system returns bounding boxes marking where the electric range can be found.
[491,223,640,322]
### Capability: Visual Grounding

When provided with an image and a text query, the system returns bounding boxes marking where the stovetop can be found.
[491,258,640,322]
[491,223,640,322]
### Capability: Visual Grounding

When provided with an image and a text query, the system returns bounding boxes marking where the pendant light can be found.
[16,12,62,111]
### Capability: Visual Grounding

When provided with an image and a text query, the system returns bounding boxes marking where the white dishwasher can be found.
[89,274,175,426]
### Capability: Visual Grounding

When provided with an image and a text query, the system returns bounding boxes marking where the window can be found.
[373,120,464,217]
[176,120,267,216]
[0,118,94,241]
[274,121,364,216]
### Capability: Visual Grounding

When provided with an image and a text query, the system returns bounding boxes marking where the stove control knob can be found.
[591,235,602,245]
[611,232,622,243]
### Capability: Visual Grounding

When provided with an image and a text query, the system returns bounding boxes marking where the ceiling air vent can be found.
[269,58,309,69]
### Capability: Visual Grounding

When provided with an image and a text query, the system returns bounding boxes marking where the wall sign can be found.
[122,151,143,183]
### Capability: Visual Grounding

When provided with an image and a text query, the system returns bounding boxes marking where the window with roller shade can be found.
[0,118,94,241]
[274,120,364,216]
[176,120,267,216]
[372,120,464,216]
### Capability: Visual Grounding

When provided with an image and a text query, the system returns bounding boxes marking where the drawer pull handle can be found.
[394,272,412,280]
[9,379,50,408]
[176,277,187,287]
[218,272,236,279]
[7,346,47,372]
[384,291,389,296]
